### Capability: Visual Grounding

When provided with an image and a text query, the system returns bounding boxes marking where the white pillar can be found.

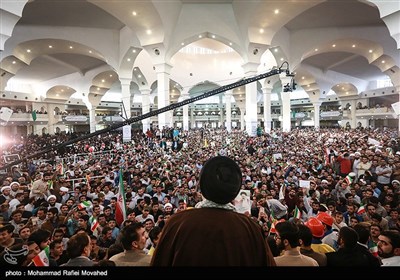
[225,90,232,132]
[182,92,189,131]
[155,63,172,129]
[262,83,273,133]
[395,87,400,134]
[313,101,322,130]
[350,99,357,129]
[190,108,195,129]
[141,88,151,133]
[240,110,245,131]
[280,74,292,132]
[120,78,132,120]
[89,107,96,133]
[243,62,259,136]
[46,103,55,134]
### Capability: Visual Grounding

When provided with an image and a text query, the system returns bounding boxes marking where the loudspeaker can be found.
[0,107,13,122]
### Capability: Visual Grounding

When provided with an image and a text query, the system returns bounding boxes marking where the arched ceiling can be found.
[0,0,398,108]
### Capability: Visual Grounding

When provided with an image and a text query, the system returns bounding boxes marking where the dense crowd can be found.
[0,126,399,266]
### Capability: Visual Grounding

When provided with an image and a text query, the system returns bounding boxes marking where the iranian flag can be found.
[345,175,354,185]
[269,220,277,234]
[32,246,50,266]
[78,201,92,210]
[294,206,302,220]
[90,218,99,232]
[357,205,366,215]
[268,212,277,234]
[115,168,127,226]
[369,244,378,257]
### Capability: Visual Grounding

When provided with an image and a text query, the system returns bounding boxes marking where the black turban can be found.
[199,156,242,204]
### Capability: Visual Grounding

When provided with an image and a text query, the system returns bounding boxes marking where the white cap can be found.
[164,203,173,209]
[1,186,11,192]
[60,187,69,192]
[47,195,56,201]
[10,182,20,187]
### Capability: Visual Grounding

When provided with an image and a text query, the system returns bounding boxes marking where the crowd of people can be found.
[0,125,399,267]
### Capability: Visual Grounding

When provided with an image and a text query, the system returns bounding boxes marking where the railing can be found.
[1,63,294,170]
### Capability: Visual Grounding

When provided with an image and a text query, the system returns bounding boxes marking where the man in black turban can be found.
[151,156,276,266]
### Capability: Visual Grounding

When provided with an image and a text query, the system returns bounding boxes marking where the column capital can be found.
[312,101,322,106]
[140,88,151,95]
[120,78,132,86]
[154,63,173,74]
[279,73,292,85]
[241,62,259,74]
[224,90,233,96]
[262,84,273,93]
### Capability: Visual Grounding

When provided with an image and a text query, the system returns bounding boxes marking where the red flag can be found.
[115,169,127,226]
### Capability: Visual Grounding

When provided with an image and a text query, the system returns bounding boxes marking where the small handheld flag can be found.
[32,246,50,266]
[78,201,92,210]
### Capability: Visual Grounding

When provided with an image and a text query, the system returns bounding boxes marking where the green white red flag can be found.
[115,168,127,226]
[32,246,50,266]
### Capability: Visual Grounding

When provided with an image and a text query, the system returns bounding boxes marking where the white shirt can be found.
[381,256,400,266]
